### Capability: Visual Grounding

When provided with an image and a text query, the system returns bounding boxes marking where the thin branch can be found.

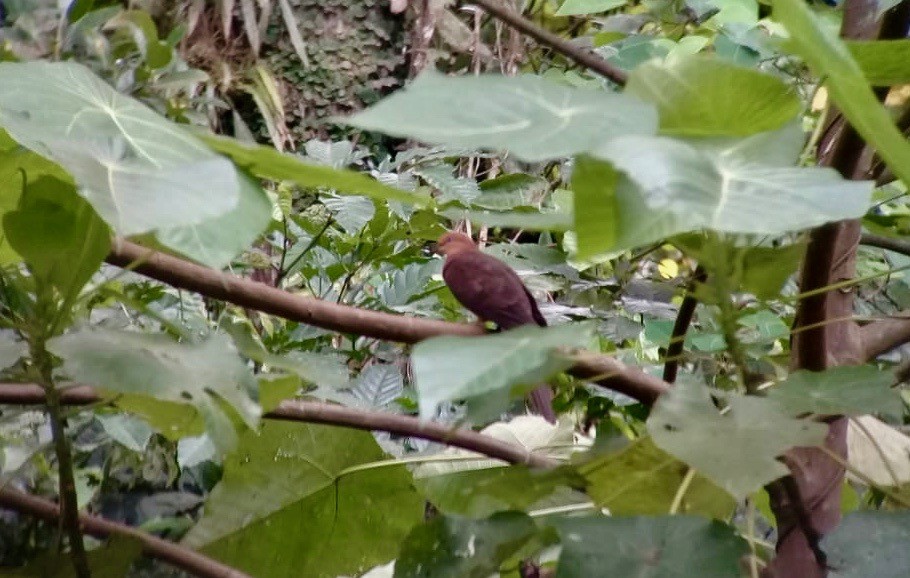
[0,486,253,578]
[663,266,706,383]
[860,232,910,257]
[104,240,669,405]
[859,312,910,359]
[467,0,628,85]
[0,383,558,468]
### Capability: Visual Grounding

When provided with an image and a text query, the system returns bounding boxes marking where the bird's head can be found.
[434,231,477,256]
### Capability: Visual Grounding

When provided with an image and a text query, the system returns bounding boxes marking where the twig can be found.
[104,240,669,405]
[662,266,706,383]
[0,383,558,468]
[860,232,910,257]
[467,0,628,85]
[0,486,252,578]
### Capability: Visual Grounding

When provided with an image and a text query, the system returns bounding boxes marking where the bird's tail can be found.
[529,385,556,423]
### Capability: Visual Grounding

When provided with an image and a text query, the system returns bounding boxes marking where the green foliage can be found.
[824,511,910,578]
[768,365,903,418]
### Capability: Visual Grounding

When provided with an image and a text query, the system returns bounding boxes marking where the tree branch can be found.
[0,383,558,468]
[859,312,910,359]
[467,0,628,86]
[663,266,706,384]
[0,486,252,578]
[105,240,669,405]
[860,232,910,257]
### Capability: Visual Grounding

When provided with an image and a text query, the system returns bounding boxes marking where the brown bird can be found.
[435,231,556,422]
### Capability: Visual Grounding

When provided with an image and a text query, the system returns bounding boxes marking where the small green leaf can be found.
[183,421,423,578]
[3,177,110,298]
[413,323,594,422]
[572,155,618,260]
[646,380,827,500]
[626,55,801,136]
[774,0,910,189]
[824,511,910,578]
[440,207,572,232]
[553,515,749,578]
[395,512,538,578]
[198,132,429,206]
[96,413,154,452]
[768,365,901,418]
[474,173,549,210]
[342,71,658,162]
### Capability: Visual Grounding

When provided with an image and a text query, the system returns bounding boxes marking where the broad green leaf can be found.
[774,0,910,188]
[0,336,26,370]
[183,421,423,578]
[555,0,627,16]
[352,364,403,407]
[738,243,805,299]
[12,535,142,578]
[105,10,172,69]
[177,434,217,469]
[553,515,749,577]
[412,323,594,422]
[737,310,789,344]
[580,124,871,253]
[768,365,902,418]
[416,465,585,518]
[0,61,240,235]
[473,173,549,210]
[322,195,376,234]
[342,71,658,162]
[198,132,429,206]
[647,380,827,500]
[824,511,910,578]
[848,40,910,86]
[394,512,537,578]
[156,172,271,268]
[113,395,204,441]
[48,329,260,452]
[626,55,801,136]
[577,437,735,518]
[3,177,110,297]
[96,413,154,452]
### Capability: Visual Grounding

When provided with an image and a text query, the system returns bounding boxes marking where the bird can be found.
[434,231,556,422]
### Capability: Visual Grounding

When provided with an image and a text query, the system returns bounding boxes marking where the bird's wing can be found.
[443,252,543,330]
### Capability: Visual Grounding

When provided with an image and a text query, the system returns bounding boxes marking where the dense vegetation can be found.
[1,0,910,577]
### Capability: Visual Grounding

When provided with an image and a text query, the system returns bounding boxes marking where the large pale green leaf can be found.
[626,55,801,136]
[774,0,910,188]
[198,132,429,206]
[0,335,26,370]
[553,515,749,578]
[440,207,572,232]
[96,413,154,452]
[48,329,260,452]
[3,177,110,298]
[768,365,902,418]
[183,420,423,578]
[342,71,658,162]
[395,512,537,578]
[646,380,827,500]
[577,437,735,518]
[578,124,872,253]
[12,535,142,578]
[572,155,619,260]
[848,39,910,86]
[155,172,271,268]
[825,511,910,578]
[412,323,594,422]
[0,61,240,235]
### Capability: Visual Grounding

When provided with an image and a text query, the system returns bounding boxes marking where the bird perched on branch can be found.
[435,231,556,422]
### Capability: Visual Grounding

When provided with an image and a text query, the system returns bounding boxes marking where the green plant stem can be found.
[30,339,90,578]
[707,236,752,392]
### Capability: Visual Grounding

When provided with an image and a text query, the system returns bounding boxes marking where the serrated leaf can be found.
[0,61,240,235]
[48,329,260,452]
[553,515,749,578]
[414,163,481,204]
[577,437,735,518]
[343,71,658,162]
[768,365,901,418]
[394,512,537,578]
[183,421,423,578]
[322,195,375,235]
[413,323,594,422]
[625,55,801,136]
[646,380,827,500]
[198,132,429,206]
[824,511,910,578]
[352,364,403,407]
[774,0,910,190]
